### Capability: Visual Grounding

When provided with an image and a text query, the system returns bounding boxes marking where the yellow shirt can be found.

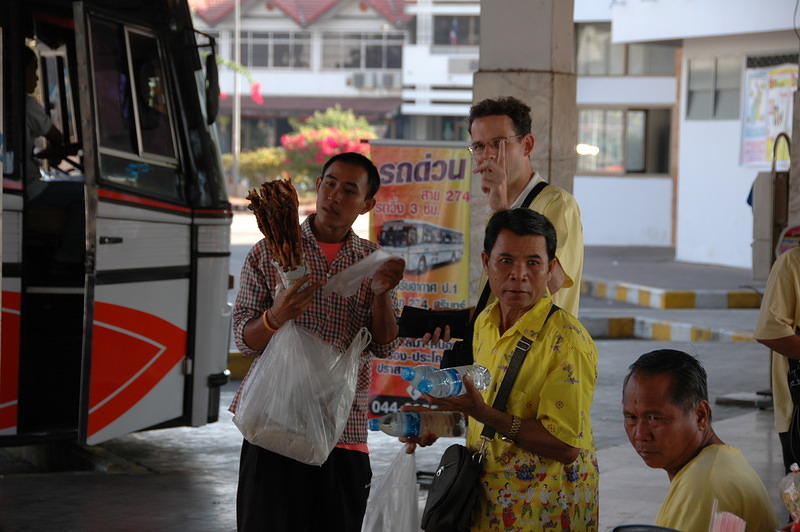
[655,444,778,532]
[466,296,599,531]
[512,173,584,316]
[754,247,800,432]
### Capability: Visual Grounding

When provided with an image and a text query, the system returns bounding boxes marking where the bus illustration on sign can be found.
[378,219,464,274]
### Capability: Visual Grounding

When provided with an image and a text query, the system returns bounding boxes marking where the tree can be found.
[281,107,377,188]
[222,146,287,186]
[289,104,373,132]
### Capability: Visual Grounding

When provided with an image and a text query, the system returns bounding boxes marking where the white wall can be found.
[574,0,611,22]
[577,77,675,106]
[575,176,673,246]
[612,0,796,43]
[675,32,797,268]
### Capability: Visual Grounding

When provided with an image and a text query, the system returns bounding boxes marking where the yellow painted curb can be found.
[690,327,713,342]
[608,318,635,338]
[662,291,695,309]
[651,322,672,341]
[727,291,761,308]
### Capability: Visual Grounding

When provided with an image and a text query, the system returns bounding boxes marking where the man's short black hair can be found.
[483,208,556,261]
[320,152,380,199]
[469,96,532,137]
[623,349,709,413]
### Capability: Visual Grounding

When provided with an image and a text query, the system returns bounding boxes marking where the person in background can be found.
[428,97,585,367]
[231,152,405,532]
[469,96,584,316]
[622,349,777,531]
[755,247,800,474]
[24,45,64,183]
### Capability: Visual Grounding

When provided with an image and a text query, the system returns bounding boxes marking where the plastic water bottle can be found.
[399,365,437,388]
[417,365,491,398]
[368,411,466,438]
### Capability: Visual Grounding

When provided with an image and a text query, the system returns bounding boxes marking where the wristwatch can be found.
[500,415,521,442]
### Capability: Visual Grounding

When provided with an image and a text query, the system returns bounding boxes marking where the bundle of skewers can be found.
[247,179,305,279]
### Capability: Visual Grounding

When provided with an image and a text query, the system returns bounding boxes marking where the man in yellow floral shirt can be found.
[414,208,599,530]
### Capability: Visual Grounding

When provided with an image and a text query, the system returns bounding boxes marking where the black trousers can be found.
[236,440,372,532]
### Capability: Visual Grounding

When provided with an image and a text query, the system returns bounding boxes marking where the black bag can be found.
[440,181,549,369]
[422,305,559,531]
[420,444,482,532]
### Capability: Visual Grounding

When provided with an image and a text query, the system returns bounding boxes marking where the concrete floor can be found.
[0,338,783,531]
[0,213,787,530]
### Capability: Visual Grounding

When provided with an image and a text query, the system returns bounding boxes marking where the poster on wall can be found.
[367,140,471,418]
[741,63,798,166]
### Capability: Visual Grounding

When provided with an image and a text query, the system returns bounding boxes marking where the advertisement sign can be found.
[741,63,798,166]
[368,140,471,417]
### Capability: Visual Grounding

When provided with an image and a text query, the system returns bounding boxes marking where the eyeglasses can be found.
[467,134,524,155]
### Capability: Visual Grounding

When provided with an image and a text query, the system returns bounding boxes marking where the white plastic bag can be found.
[233,322,371,465]
[323,249,397,298]
[361,448,419,532]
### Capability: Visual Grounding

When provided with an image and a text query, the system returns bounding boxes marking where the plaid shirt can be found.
[230,215,400,445]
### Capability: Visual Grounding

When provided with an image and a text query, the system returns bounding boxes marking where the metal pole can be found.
[232,0,241,184]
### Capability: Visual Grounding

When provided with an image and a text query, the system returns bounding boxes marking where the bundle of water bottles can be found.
[367,364,492,438]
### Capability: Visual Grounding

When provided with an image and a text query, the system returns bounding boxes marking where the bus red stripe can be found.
[99,189,192,213]
[88,302,186,436]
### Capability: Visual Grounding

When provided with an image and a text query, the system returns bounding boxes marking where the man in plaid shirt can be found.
[232,152,404,532]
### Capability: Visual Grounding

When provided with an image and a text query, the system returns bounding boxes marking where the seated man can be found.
[622,349,777,531]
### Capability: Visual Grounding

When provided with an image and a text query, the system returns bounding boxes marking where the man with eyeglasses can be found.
[429,97,584,367]
[469,96,584,316]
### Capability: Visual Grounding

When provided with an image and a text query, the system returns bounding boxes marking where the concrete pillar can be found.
[469,0,577,302]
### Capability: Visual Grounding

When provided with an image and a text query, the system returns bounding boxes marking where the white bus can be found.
[1,0,231,446]
[378,219,464,274]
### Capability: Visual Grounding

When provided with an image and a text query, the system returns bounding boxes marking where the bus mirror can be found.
[205,53,219,125]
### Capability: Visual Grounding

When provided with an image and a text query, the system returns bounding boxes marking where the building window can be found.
[686,56,741,120]
[433,16,479,46]
[575,22,675,76]
[237,31,310,69]
[578,108,671,174]
[322,32,404,70]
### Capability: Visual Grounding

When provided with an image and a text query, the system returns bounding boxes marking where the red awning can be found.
[219,95,401,120]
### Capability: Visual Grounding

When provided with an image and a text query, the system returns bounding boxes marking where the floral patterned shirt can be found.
[466,295,599,531]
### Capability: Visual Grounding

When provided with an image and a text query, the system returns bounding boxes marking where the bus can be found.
[1,0,231,446]
[378,219,464,274]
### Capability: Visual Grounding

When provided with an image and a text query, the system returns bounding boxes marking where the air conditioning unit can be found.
[352,72,366,89]
[381,72,401,89]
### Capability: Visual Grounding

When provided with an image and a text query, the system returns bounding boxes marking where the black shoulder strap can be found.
[521,180,548,210]
[480,304,560,439]
[470,180,549,325]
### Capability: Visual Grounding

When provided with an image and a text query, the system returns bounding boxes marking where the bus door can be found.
[74,4,192,444]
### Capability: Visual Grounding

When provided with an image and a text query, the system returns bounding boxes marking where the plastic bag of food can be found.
[361,448,419,532]
[781,463,800,527]
[233,322,371,465]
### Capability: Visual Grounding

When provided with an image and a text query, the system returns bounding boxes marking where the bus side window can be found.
[128,32,175,160]
[90,18,183,202]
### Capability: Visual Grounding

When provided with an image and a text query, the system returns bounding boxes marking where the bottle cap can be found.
[400,367,415,381]
[418,380,432,394]
[368,418,380,431]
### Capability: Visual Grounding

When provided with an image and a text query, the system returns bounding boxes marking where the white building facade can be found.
[573,1,678,248]
[190,0,409,150]
[610,0,798,268]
